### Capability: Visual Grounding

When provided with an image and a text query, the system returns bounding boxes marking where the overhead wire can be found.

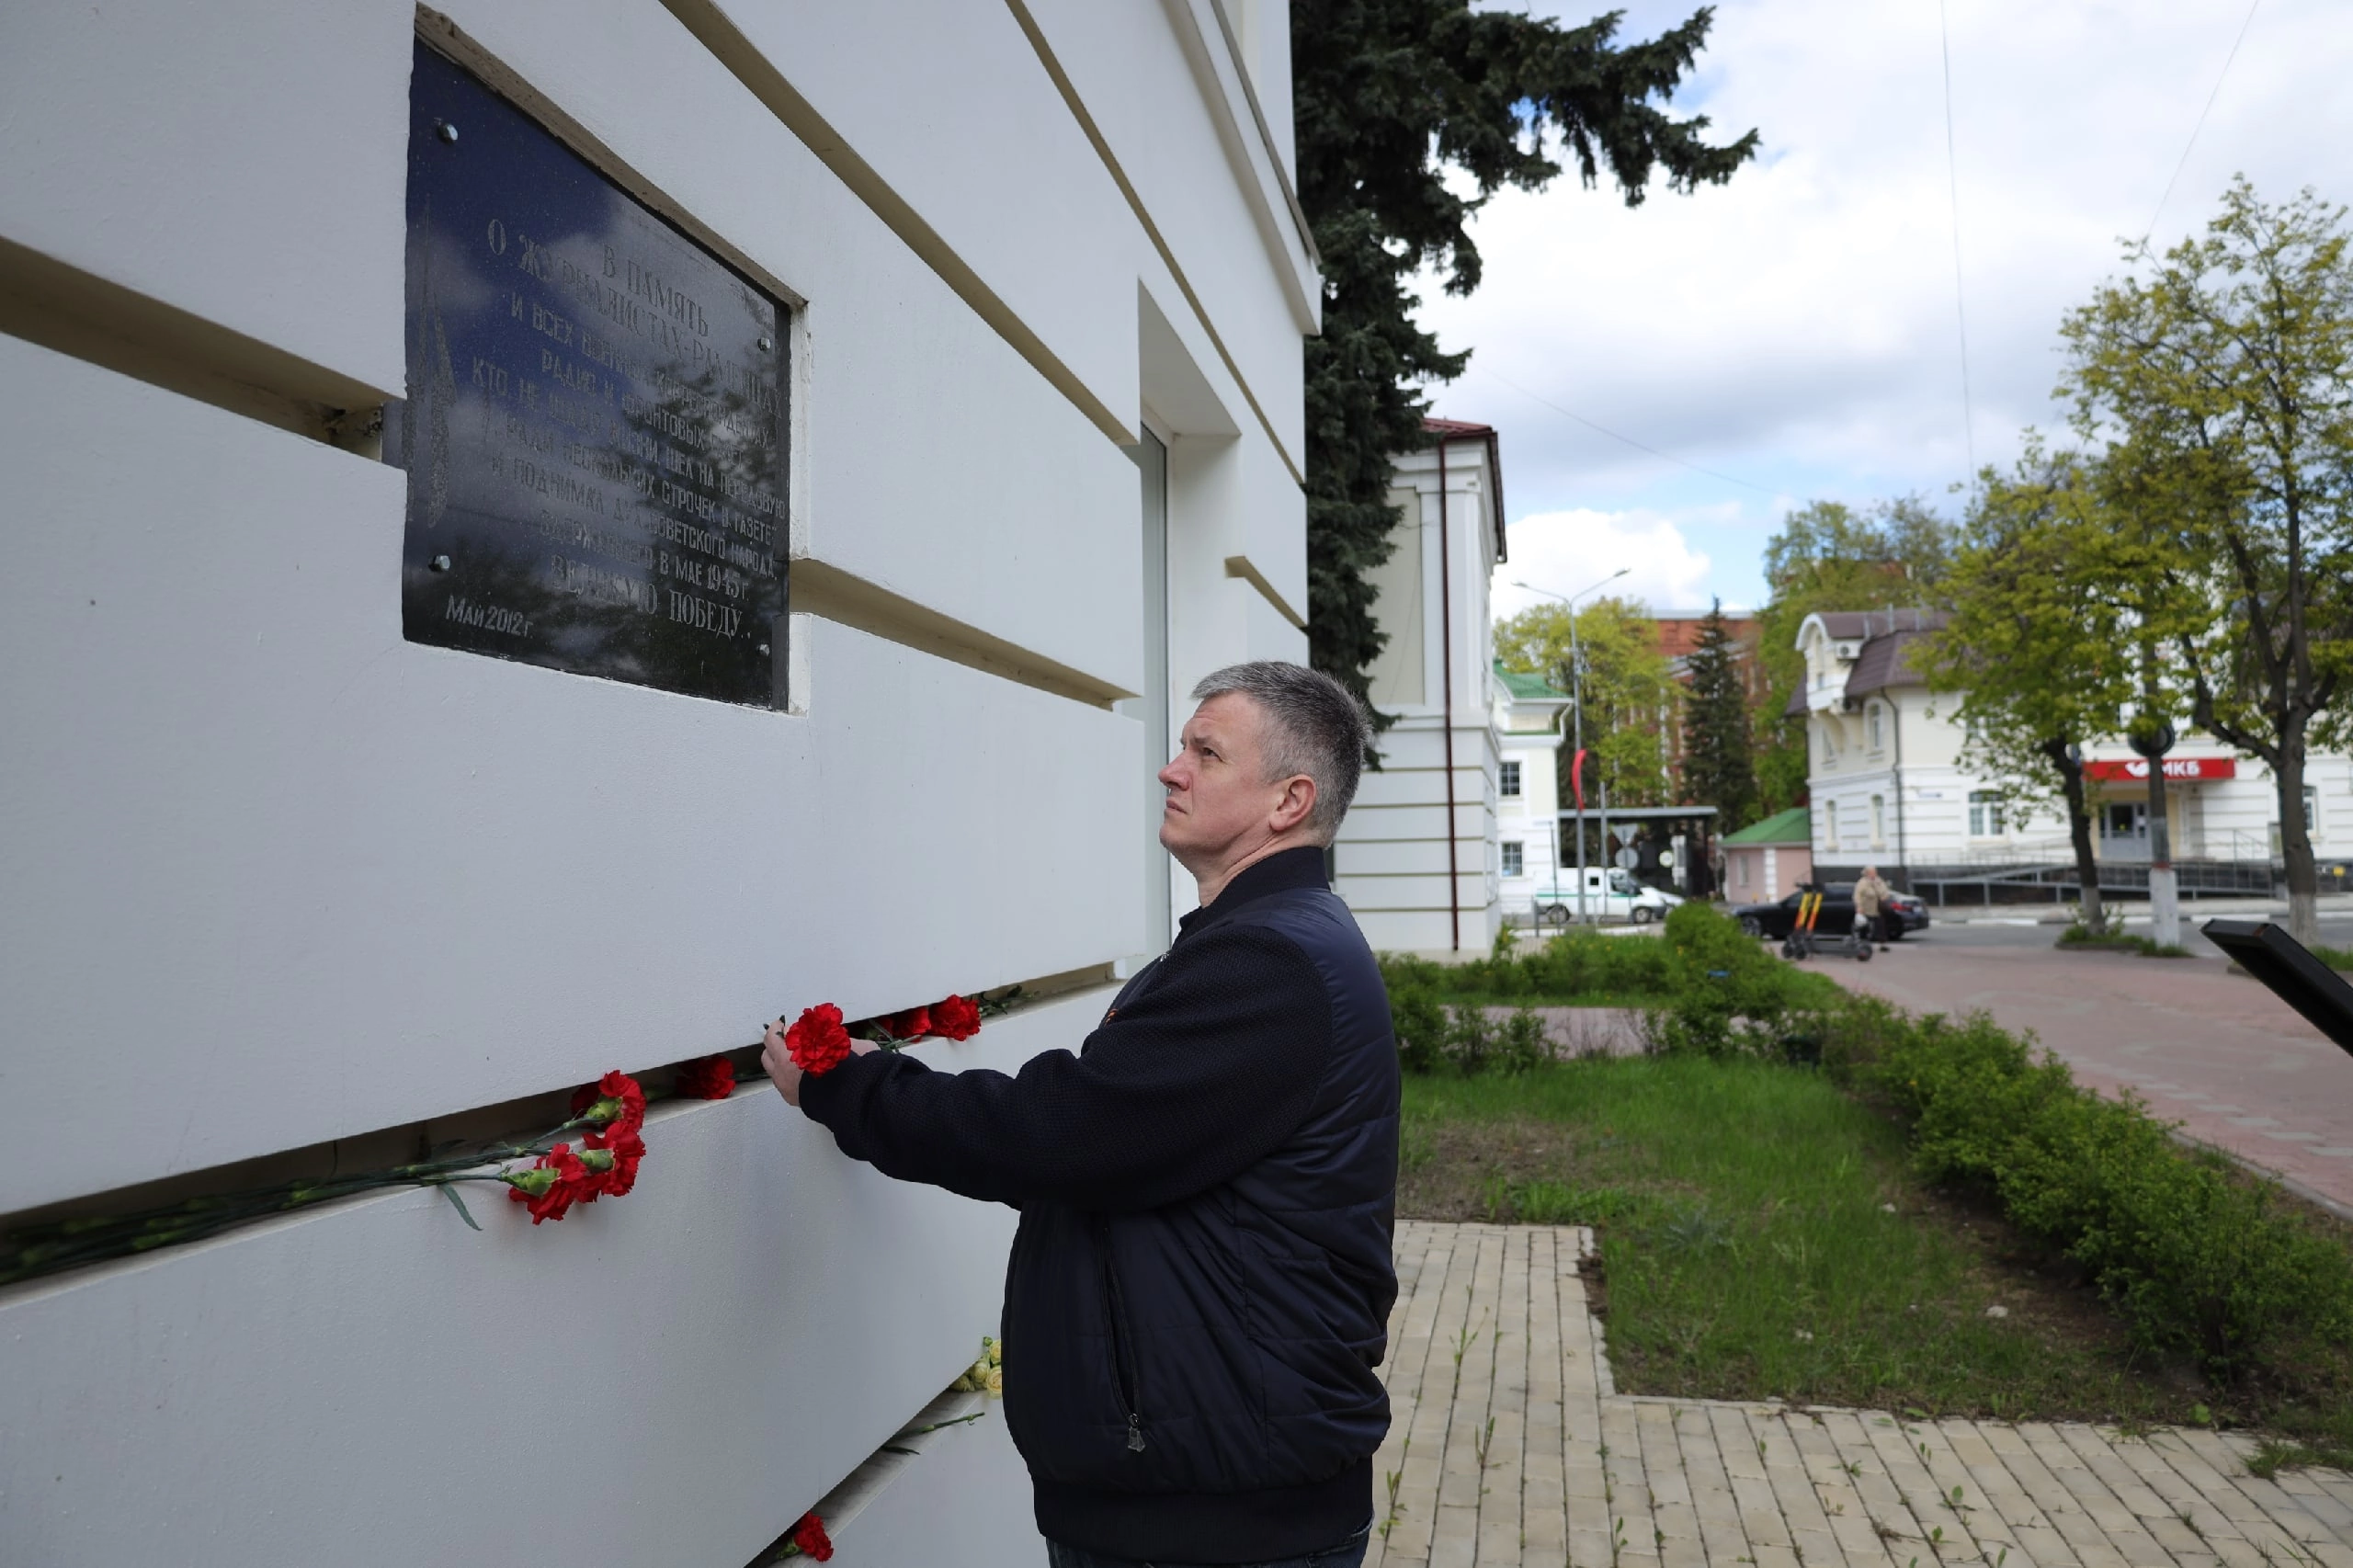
[1937,0,1977,477]
[2143,0,2264,245]
[1467,362,1778,497]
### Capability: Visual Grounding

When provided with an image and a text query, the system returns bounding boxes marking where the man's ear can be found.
[1270,775,1318,835]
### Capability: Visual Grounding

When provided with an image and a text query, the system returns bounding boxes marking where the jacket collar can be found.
[1177,845,1330,941]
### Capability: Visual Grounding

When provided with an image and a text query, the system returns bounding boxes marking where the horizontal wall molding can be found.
[0,234,389,450]
[793,560,1135,709]
[1008,0,1308,488]
[1222,554,1305,628]
[0,964,1112,1244]
[657,0,1134,449]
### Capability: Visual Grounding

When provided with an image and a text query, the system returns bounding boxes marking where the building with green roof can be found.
[1720,806,1813,902]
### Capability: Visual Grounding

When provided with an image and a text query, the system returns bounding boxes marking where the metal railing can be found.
[1904,852,2279,904]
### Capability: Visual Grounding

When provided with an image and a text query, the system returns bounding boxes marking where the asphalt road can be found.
[1827,906,2353,1213]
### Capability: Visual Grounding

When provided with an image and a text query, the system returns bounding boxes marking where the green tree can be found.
[2062,179,2353,944]
[1293,1,1756,712]
[1915,446,2143,933]
[1751,497,1953,812]
[1496,597,1674,812]
[1679,598,1758,827]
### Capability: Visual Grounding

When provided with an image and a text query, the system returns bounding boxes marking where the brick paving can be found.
[1827,946,2353,1212]
[1367,1221,2353,1568]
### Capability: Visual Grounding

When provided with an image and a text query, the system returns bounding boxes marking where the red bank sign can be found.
[2084,757,2237,783]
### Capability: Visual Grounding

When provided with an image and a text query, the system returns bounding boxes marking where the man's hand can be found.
[762,1018,880,1109]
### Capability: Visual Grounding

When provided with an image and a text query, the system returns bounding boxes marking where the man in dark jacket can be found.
[764,661,1399,1568]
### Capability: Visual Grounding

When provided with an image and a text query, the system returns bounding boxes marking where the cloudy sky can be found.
[1427,0,2353,622]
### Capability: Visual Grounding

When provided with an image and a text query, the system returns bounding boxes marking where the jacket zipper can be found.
[1093,1216,1147,1452]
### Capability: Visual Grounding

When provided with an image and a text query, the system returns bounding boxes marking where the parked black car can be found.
[1731,882,1930,940]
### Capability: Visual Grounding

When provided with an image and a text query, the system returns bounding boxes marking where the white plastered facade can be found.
[1794,615,2353,880]
[0,5,1315,1562]
[1333,434,1505,952]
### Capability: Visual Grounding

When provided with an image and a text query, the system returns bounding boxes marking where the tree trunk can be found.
[2043,737,2105,932]
[2274,715,2321,946]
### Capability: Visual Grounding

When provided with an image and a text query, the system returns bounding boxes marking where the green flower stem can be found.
[0,1112,608,1285]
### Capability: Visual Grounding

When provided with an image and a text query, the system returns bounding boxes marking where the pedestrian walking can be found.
[764,661,1397,1568]
[1856,864,1894,951]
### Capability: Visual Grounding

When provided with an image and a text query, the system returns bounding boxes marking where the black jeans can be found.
[1045,1526,1372,1568]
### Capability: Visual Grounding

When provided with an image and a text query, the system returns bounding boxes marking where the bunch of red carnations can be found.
[769,1510,833,1561]
[779,991,995,1079]
[499,1052,745,1223]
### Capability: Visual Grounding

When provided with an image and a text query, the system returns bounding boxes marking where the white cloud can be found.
[1424,0,2353,607]
[1493,507,1722,621]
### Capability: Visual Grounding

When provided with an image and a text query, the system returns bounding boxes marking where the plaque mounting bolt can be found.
[756,642,772,656]
[757,335,774,352]
[428,554,452,573]
[434,119,460,143]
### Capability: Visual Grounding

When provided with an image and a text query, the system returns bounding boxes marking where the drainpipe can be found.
[1437,437,1461,950]
[1890,690,1906,892]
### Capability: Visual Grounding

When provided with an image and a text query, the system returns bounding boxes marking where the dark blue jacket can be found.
[801,847,1399,1562]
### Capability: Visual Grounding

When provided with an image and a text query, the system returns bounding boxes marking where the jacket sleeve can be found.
[797,927,1333,1211]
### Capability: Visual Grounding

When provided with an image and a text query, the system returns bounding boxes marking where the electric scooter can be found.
[1780,892,1870,963]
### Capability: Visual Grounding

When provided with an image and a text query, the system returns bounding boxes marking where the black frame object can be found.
[396,41,789,707]
[2201,919,2353,1058]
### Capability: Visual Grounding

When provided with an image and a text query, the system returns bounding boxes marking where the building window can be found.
[1738,854,1752,889]
[1500,760,1521,799]
[1825,801,1839,849]
[1867,703,1883,751]
[1870,795,1886,848]
[1969,790,2006,837]
[2303,784,2320,836]
[1501,840,1524,878]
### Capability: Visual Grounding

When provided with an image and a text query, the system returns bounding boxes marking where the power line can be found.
[2143,0,2263,245]
[1467,363,1778,497]
[1937,0,1977,477]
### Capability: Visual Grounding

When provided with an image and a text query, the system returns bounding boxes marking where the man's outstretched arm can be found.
[784,928,1332,1212]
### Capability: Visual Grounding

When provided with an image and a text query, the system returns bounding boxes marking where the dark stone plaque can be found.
[397,43,787,706]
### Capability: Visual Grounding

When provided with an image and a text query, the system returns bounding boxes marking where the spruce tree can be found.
[1291,1,1756,713]
[1680,598,1758,827]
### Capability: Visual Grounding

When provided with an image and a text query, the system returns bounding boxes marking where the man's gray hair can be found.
[1190,661,1373,840]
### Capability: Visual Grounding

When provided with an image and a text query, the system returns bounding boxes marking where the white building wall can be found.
[1335,438,1504,951]
[0,5,1313,1562]
[1799,631,2353,875]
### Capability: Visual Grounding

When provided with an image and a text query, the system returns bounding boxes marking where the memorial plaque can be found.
[397,43,787,706]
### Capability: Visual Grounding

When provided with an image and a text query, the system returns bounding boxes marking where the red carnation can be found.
[569,1070,646,1138]
[585,1126,646,1197]
[785,1005,854,1075]
[675,1055,736,1099]
[789,1512,834,1561]
[504,1143,598,1224]
[930,994,983,1040]
[883,1005,933,1041]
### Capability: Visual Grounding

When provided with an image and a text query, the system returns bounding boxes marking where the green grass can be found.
[2310,943,2353,972]
[1404,1056,2276,1426]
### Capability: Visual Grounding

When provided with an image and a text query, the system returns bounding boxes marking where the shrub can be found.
[1444,1004,1495,1074]
[1493,1007,1551,1075]
[1377,931,1678,1006]
[1389,985,1449,1074]
[1643,901,1836,1057]
[1864,1005,2353,1376]
[1386,987,1551,1077]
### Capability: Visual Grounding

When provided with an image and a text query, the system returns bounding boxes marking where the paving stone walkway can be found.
[1368,1221,2353,1568]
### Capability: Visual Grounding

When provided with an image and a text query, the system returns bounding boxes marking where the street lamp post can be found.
[1513,569,1629,925]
